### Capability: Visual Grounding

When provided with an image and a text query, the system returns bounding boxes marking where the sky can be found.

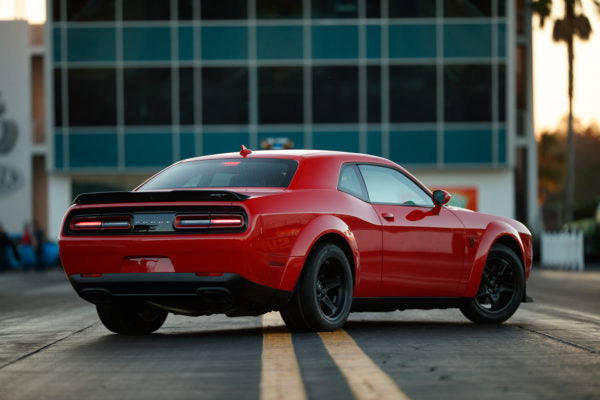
[1,0,599,135]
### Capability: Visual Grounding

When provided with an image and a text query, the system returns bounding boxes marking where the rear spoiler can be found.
[73,190,250,205]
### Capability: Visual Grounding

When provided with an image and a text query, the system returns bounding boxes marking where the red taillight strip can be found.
[70,216,131,231]
[174,214,244,230]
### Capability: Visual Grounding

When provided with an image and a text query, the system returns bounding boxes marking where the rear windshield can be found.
[138,158,298,190]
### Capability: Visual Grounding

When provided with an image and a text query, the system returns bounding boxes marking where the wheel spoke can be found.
[321,295,338,315]
[490,294,501,309]
[496,260,509,278]
[324,279,341,291]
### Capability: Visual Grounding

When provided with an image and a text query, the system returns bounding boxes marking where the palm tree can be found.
[532,0,594,223]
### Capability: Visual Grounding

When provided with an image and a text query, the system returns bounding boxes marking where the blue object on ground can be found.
[18,245,38,267]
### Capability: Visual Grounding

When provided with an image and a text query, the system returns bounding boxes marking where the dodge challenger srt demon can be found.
[59,147,533,334]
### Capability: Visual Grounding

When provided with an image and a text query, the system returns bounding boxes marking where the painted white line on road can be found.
[319,330,411,400]
[260,312,307,400]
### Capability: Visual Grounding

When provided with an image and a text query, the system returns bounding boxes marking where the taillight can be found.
[174,214,244,230]
[70,216,131,232]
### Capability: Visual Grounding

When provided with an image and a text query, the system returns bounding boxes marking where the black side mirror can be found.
[433,190,451,205]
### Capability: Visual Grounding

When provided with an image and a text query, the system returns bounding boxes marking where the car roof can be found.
[180,149,394,164]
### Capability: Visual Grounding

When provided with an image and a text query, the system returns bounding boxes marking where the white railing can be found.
[541,230,585,271]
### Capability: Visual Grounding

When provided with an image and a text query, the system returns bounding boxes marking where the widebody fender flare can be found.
[463,221,526,297]
[278,215,360,293]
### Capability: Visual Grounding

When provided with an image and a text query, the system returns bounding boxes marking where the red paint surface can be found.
[59,150,532,298]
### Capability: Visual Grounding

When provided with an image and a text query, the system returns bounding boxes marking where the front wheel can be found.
[281,243,353,332]
[96,304,168,334]
[460,243,525,324]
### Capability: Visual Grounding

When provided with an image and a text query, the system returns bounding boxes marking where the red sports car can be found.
[59,147,533,334]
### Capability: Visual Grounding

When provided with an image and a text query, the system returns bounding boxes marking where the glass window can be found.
[53,28,62,61]
[313,131,359,153]
[67,28,116,62]
[178,0,193,20]
[443,24,491,58]
[444,129,492,164]
[202,0,247,19]
[366,25,381,58]
[179,68,194,125]
[201,27,248,60]
[202,67,248,124]
[179,27,194,60]
[123,0,170,20]
[203,132,249,155]
[123,27,171,61]
[257,0,302,18]
[444,65,491,122]
[444,0,491,17]
[312,26,358,59]
[257,26,303,59]
[53,69,62,126]
[68,68,116,126]
[389,0,436,18]
[312,66,358,123]
[53,0,61,21]
[367,66,381,123]
[312,0,357,18]
[390,130,437,164]
[499,64,506,122]
[66,0,115,21]
[338,164,367,201]
[139,159,298,190]
[69,132,118,168]
[388,25,436,58]
[389,65,436,122]
[125,133,172,167]
[358,164,433,206]
[366,1,380,18]
[124,68,171,125]
[258,67,303,124]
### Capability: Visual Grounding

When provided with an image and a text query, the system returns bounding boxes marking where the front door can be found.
[358,164,466,297]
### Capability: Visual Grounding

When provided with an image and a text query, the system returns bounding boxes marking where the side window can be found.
[358,164,434,206]
[338,164,368,201]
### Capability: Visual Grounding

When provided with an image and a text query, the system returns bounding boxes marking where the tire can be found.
[460,243,525,324]
[281,243,353,332]
[96,304,168,334]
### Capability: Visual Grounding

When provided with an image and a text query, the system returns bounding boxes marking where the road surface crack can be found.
[0,322,98,370]
[515,325,599,355]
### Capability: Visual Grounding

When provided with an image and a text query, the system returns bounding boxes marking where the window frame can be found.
[354,163,434,207]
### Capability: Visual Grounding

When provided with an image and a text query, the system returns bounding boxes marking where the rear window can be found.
[138,158,298,190]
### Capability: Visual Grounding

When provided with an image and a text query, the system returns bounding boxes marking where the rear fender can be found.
[278,215,359,292]
[464,221,525,297]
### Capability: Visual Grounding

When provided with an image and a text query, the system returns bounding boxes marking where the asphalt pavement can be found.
[0,267,598,400]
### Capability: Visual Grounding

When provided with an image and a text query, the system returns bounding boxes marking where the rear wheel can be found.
[460,243,525,324]
[96,304,168,334]
[281,243,353,332]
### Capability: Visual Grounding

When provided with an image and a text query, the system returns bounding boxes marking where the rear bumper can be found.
[69,273,292,316]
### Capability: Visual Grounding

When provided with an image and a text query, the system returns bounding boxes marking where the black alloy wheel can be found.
[460,243,525,324]
[280,243,353,332]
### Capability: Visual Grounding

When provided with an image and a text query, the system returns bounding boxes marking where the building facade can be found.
[42,0,537,238]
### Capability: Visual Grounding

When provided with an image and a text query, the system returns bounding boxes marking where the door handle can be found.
[382,212,394,221]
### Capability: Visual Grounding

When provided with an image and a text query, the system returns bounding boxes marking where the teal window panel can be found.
[444,24,491,58]
[389,24,436,58]
[179,27,194,60]
[313,131,359,152]
[258,132,304,150]
[498,23,506,57]
[367,130,381,156]
[444,129,492,164]
[498,129,506,163]
[123,27,171,61]
[201,27,248,60]
[125,133,172,167]
[67,28,115,62]
[203,132,249,155]
[312,26,358,59]
[54,132,64,169]
[180,132,196,159]
[53,28,62,61]
[366,25,381,59]
[69,133,118,168]
[257,26,303,59]
[390,130,436,164]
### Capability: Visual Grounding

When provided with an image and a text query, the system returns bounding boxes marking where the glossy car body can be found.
[59,149,533,332]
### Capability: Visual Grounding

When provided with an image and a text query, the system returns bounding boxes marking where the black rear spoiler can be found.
[73,190,250,205]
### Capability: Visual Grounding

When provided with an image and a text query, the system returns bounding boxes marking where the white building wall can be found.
[416,169,515,219]
[47,175,71,241]
[0,21,32,233]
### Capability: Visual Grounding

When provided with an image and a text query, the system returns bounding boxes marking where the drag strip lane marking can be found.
[260,312,307,400]
[319,330,411,400]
